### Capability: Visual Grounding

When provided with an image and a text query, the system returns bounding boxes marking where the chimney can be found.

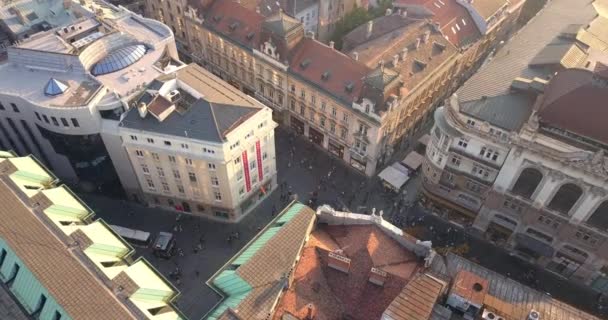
[137,102,148,118]
[369,267,388,286]
[378,59,385,71]
[397,9,402,16]
[328,251,351,273]
[385,8,392,16]
[401,48,408,61]
[423,30,431,43]
[329,41,335,49]
[306,31,315,39]
[366,20,374,38]
[353,52,359,61]
[415,37,421,49]
[392,54,399,67]
[402,10,408,18]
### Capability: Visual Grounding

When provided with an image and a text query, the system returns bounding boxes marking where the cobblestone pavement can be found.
[80,128,607,319]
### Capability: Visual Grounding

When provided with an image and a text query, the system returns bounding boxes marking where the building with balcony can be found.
[422,0,608,290]
[119,63,277,222]
[0,151,184,320]
[0,0,180,190]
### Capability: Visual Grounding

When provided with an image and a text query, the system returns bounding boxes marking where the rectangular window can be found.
[10,103,19,113]
[141,164,150,174]
[135,150,144,157]
[152,153,160,161]
[168,155,176,163]
[185,158,193,166]
[262,152,268,160]
[164,140,172,146]
[181,143,189,149]
[157,167,165,177]
[457,138,468,148]
[173,169,181,179]
[188,172,197,183]
[236,170,243,181]
[177,184,185,194]
[340,128,347,139]
[214,191,222,201]
[34,112,41,120]
[53,311,62,320]
[450,155,461,167]
[146,178,155,189]
[234,157,241,165]
[71,118,79,127]
[0,103,4,110]
[43,115,49,124]
[239,186,245,195]
[208,163,216,170]
[250,161,256,169]
[147,138,155,143]
[130,135,138,141]
[211,176,219,186]
[51,117,59,126]
[61,118,69,127]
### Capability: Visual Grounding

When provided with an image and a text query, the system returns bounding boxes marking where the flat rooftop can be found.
[0,0,82,36]
[273,224,422,320]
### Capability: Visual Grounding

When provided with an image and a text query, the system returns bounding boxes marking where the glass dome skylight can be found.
[91,44,147,76]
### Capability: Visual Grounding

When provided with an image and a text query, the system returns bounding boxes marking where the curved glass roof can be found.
[91,44,147,76]
[44,78,69,96]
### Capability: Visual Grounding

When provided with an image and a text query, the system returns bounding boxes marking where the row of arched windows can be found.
[510,167,608,230]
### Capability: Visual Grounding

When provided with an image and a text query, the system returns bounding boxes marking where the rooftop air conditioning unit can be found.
[482,310,504,320]
[167,90,181,103]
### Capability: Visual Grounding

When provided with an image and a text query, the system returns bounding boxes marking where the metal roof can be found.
[232,226,282,266]
[459,94,535,131]
[91,44,147,76]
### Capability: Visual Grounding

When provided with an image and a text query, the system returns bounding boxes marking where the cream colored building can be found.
[119,64,277,222]
[422,0,608,290]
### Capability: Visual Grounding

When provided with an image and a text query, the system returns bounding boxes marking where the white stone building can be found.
[119,64,278,222]
[422,0,608,290]
[0,0,180,191]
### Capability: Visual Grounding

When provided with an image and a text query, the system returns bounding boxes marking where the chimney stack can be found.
[385,8,392,16]
[423,30,431,43]
[402,10,408,18]
[306,303,315,320]
[401,48,408,61]
[378,59,385,71]
[393,54,399,67]
[353,52,359,61]
[366,20,374,38]
[415,37,421,49]
[137,102,148,118]
[306,31,315,39]
[329,41,335,49]
[328,251,351,273]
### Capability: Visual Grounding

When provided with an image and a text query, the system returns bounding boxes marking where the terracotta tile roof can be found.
[469,0,509,20]
[383,273,445,320]
[538,68,608,145]
[351,21,458,94]
[273,224,422,320]
[203,1,265,50]
[393,0,480,47]
[289,38,371,105]
[0,179,137,320]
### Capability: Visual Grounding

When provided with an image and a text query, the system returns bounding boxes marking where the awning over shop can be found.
[418,134,431,146]
[515,233,555,257]
[378,163,410,191]
[402,151,425,171]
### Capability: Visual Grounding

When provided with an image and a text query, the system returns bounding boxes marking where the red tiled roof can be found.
[394,0,480,47]
[289,38,371,104]
[273,225,421,320]
[538,68,608,145]
[203,1,265,50]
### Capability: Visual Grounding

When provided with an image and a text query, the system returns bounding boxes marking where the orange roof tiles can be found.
[273,225,422,320]
[450,270,489,306]
[393,0,481,47]
[289,38,371,105]
[203,1,265,50]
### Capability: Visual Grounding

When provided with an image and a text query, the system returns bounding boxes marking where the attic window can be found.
[229,22,239,31]
[321,71,331,81]
[213,15,222,22]
[345,81,354,92]
[300,58,311,69]
[414,59,427,70]
[433,42,446,52]
[246,32,255,40]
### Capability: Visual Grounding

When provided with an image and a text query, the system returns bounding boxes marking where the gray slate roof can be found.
[120,99,258,143]
[456,0,597,130]
[460,94,534,131]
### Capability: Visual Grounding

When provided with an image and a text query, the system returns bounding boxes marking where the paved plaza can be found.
[81,128,608,319]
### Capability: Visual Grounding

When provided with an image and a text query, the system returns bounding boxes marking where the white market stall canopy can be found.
[378,162,410,191]
[402,151,425,171]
